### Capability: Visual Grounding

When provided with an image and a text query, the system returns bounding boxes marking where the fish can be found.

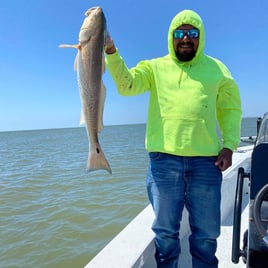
[60,7,112,174]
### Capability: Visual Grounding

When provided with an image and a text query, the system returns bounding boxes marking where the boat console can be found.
[232,113,268,268]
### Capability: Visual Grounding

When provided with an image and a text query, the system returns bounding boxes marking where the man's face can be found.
[173,24,199,62]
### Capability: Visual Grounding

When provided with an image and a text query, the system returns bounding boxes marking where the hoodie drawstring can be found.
[178,64,191,88]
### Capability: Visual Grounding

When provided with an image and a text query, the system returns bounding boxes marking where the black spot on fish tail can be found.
[96,148,100,154]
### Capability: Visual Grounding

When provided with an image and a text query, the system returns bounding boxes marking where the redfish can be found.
[60,7,111,174]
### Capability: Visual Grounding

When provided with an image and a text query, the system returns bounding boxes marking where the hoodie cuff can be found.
[105,48,120,62]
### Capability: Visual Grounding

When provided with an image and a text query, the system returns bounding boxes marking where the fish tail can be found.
[86,145,112,174]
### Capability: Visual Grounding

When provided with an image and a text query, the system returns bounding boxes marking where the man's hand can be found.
[104,30,116,54]
[215,148,233,171]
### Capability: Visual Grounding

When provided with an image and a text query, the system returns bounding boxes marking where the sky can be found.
[0,0,267,132]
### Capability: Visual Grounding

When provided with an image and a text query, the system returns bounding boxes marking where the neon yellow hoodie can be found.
[105,10,242,156]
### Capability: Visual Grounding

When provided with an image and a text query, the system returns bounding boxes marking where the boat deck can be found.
[85,146,253,268]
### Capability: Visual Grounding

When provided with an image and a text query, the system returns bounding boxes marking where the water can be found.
[0,118,258,268]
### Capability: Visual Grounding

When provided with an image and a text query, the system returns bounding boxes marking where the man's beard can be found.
[175,50,196,62]
[175,42,196,62]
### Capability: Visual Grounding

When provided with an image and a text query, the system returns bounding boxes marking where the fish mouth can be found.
[85,6,102,16]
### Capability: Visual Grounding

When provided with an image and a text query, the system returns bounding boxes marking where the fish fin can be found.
[74,52,79,71]
[87,145,112,174]
[80,110,85,125]
[59,44,81,49]
[59,44,80,71]
[97,82,106,132]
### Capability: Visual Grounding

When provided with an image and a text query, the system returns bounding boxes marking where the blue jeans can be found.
[146,152,222,268]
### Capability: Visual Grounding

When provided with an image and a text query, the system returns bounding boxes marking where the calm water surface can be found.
[0,119,258,267]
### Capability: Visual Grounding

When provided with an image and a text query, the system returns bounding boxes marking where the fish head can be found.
[79,6,106,44]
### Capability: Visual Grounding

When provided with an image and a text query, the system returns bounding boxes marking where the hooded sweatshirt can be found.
[105,10,242,156]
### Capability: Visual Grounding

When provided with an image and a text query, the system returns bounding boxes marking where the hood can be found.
[168,10,205,64]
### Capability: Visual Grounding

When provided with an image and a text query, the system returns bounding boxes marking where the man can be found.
[105,9,241,268]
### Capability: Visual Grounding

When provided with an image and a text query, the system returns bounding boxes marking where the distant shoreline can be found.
[0,117,261,133]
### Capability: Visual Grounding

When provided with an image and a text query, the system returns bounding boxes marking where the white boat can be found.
[85,145,253,268]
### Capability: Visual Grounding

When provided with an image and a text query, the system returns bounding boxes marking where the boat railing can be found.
[255,112,268,145]
[232,113,268,267]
